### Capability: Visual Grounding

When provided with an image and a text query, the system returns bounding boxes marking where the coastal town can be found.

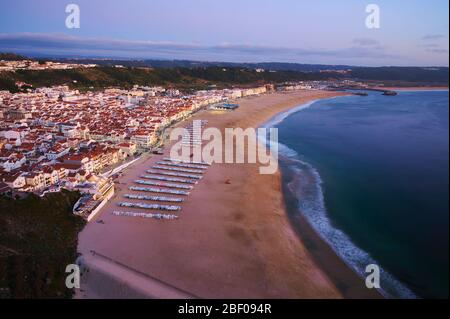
[1,0,448,303]
[0,54,399,222]
[0,65,309,219]
[0,58,97,72]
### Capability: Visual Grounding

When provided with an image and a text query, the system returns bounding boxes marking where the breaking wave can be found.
[261,99,417,299]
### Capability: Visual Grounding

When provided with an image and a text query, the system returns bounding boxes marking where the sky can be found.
[0,0,448,66]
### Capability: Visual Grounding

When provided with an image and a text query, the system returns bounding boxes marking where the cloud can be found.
[352,38,380,46]
[0,32,402,65]
[420,43,440,48]
[425,48,449,54]
[418,36,448,55]
[422,34,445,40]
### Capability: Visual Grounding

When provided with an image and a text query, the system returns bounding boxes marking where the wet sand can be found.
[77,90,381,298]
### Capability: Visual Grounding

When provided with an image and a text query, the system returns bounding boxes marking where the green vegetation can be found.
[0,190,85,298]
[1,52,448,92]
[0,66,334,92]
[351,66,449,83]
[0,76,18,92]
[0,53,28,61]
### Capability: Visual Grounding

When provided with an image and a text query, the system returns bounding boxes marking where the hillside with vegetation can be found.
[1,53,448,92]
[0,53,28,61]
[350,66,449,83]
[0,65,336,92]
[0,190,85,298]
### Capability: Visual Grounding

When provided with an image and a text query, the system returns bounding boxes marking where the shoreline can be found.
[77,90,381,298]
[260,96,383,299]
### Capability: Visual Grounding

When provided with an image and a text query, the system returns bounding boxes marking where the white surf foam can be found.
[262,98,418,299]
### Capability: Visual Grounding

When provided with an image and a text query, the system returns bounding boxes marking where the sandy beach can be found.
[77,90,381,299]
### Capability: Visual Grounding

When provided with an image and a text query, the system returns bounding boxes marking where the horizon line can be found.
[0,32,448,68]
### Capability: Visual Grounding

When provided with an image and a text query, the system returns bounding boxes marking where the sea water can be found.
[273,90,449,298]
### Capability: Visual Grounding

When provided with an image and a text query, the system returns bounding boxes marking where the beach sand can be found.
[77,90,381,299]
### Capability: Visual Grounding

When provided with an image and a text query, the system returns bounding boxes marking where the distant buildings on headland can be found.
[0,59,97,72]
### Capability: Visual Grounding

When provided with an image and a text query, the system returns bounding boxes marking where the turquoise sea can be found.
[271,90,449,298]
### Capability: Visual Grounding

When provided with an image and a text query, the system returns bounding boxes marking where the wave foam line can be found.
[261,97,417,299]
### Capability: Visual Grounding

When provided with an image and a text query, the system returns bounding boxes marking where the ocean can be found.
[271,90,449,299]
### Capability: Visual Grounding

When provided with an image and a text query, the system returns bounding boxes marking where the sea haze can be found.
[275,90,449,298]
